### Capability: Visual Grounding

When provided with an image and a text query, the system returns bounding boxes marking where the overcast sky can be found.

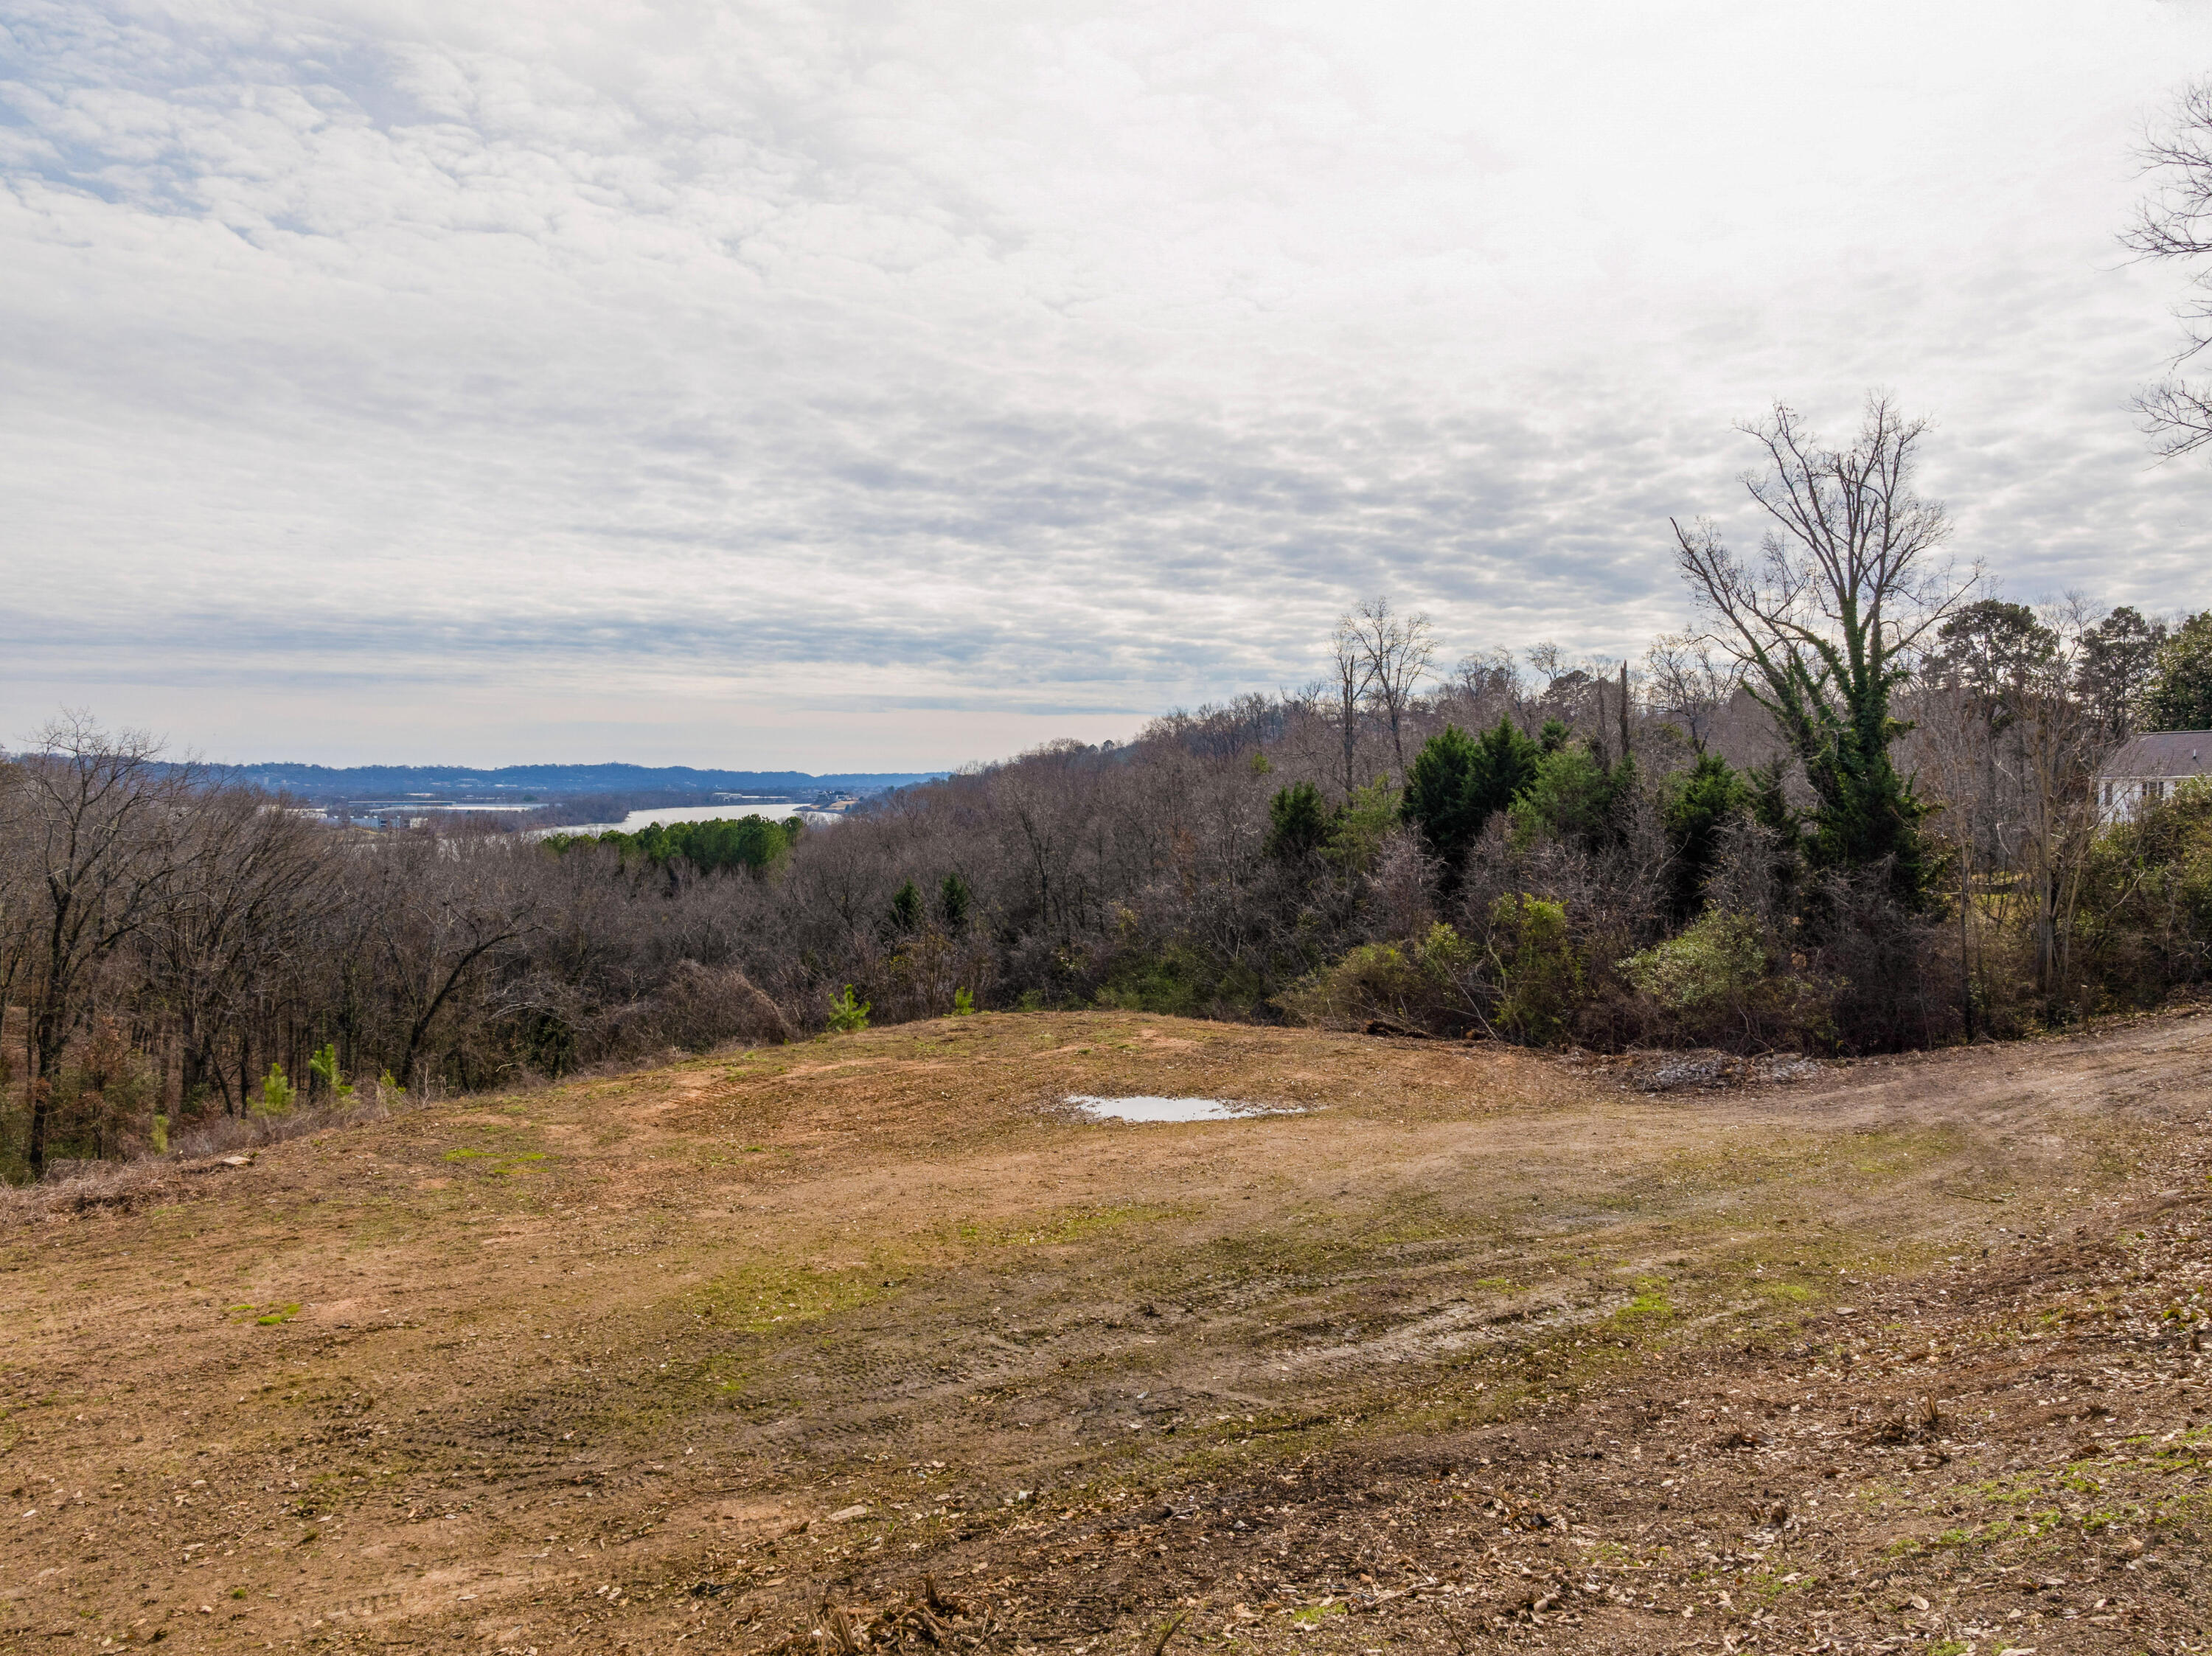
[5,1,2212,769]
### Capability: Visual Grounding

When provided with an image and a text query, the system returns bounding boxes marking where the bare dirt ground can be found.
[3,1010,2208,1656]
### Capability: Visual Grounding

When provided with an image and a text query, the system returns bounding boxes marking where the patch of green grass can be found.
[444,1145,549,1176]
[1614,1280,1674,1326]
[688,1264,891,1334]
[226,1301,301,1325]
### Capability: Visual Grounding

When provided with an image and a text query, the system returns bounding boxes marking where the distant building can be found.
[2098,731,2212,822]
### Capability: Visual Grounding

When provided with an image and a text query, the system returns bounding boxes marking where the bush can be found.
[1621,909,1767,1009]
[1326,777,1404,873]
[1279,922,1476,1034]
[1613,908,1829,1048]
[2075,779,2212,1006]
[1488,894,1583,1046]
[38,1020,162,1161]
[659,961,794,1050]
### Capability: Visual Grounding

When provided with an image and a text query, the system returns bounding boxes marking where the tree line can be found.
[7,397,2212,1180]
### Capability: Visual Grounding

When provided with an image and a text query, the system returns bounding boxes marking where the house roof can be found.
[2101,731,2212,778]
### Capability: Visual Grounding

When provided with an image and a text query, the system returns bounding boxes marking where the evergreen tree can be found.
[1661,752,1751,920]
[1264,781,1334,862]
[1402,719,1542,891]
[939,872,973,930]
[2076,605,2166,740]
[1923,599,2056,720]
[2146,610,2212,732]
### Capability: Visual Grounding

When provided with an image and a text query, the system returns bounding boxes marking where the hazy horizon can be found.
[7,1,2212,768]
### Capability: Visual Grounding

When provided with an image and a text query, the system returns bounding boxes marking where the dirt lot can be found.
[3,1010,2208,1655]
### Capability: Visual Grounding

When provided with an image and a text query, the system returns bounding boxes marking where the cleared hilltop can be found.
[3,1011,2208,1653]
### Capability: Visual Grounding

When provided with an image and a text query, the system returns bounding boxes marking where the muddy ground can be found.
[2,1011,2207,1655]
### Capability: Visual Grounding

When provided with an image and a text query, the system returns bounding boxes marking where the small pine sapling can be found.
[253,1062,296,1118]
[827,984,872,1033]
[307,1043,355,1101]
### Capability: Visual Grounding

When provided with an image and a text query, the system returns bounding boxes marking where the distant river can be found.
[543,802,828,835]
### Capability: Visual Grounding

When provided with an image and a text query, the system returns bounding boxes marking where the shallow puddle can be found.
[1063,1094,1298,1123]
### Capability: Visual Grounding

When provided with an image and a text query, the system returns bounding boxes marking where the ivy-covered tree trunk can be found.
[1672,396,1968,911]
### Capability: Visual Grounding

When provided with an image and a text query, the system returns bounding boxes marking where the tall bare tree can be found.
[1329,616,1368,798]
[8,716,187,1175]
[1345,596,1435,779]
[2125,80,2212,459]
[1672,395,1972,902]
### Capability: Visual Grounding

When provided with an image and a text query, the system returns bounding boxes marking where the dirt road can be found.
[3,1011,2207,1653]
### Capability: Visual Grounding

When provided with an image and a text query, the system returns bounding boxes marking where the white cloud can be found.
[2,0,2211,765]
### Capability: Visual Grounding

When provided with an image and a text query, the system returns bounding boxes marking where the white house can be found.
[2098,731,2212,823]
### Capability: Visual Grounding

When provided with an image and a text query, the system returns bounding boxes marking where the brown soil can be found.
[4,1010,2208,1655]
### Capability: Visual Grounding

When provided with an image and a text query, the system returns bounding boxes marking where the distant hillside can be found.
[218,762,947,801]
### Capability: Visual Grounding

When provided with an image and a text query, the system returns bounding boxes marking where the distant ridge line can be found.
[208,762,949,799]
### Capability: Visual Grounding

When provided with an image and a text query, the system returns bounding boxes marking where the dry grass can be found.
[2,1009,2208,1654]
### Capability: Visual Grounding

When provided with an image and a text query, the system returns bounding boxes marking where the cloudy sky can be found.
[4,1,2211,769]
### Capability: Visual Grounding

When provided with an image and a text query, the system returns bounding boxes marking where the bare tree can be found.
[7,715,187,1175]
[2124,80,2212,459]
[1644,633,1744,754]
[0,756,32,1029]
[1672,395,1972,900]
[1345,596,1435,778]
[361,832,542,1089]
[1436,648,1526,737]
[2003,602,2124,1003]
[1329,616,1369,797]
[145,787,330,1113]
[1452,648,1519,703]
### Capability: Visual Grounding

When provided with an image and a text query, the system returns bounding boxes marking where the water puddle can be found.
[1062,1094,1301,1124]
